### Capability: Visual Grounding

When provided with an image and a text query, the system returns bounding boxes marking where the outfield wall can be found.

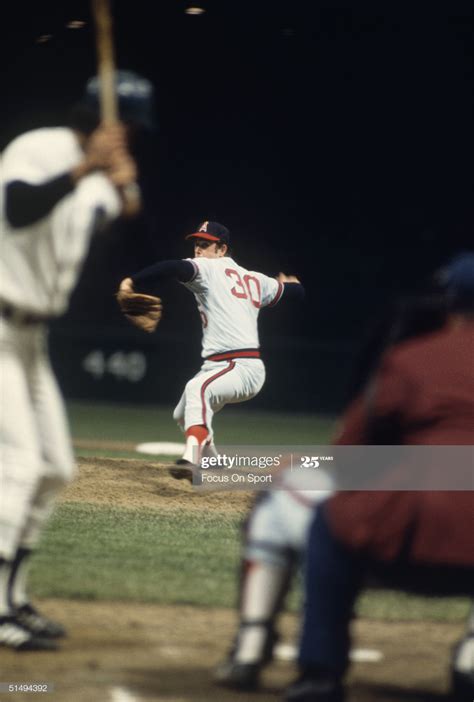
[49,326,359,413]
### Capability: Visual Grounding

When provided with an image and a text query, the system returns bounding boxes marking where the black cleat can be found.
[214,658,261,691]
[285,674,345,702]
[213,628,279,691]
[169,459,195,482]
[214,658,262,692]
[0,615,59,651]
[14,603,67,639]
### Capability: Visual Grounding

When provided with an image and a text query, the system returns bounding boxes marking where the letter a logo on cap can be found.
[198,221,209,232]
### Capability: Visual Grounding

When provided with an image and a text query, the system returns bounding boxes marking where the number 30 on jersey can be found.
[225,268,261,308]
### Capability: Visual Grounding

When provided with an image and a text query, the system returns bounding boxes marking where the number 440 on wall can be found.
[82,350,147,382]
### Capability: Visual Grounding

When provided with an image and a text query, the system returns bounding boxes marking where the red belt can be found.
[206,349,261,362]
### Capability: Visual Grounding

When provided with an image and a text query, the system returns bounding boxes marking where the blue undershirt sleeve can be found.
[131,259,195,287]
[281,282,305,302]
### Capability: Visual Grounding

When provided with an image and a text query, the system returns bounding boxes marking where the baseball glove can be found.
[117,278,163,333]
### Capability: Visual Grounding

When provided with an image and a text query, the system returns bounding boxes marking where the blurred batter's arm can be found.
[6,176,76,228]
[6,124,136,228]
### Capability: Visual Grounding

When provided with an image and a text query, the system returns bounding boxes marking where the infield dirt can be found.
[0,458,463,702]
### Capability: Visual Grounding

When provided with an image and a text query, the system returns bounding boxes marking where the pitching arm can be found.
[262,272,304,308]
[276,273,304,304]
[279,282,305,303]
[130,259,195,292]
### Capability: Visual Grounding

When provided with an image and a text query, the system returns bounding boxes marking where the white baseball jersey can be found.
[0,127,120,316]
[182,256,284,358]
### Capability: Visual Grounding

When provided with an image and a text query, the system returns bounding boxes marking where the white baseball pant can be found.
[173,358,266,438]
[0,319,76,560]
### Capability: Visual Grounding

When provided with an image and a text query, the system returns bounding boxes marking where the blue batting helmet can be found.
[83,70,156,129]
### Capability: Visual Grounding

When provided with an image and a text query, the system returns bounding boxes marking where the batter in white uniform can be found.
[0,70,153,650]
[119,221,304,477]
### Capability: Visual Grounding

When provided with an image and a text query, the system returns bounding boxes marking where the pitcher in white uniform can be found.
[119,221,304,478]
[0,71,154,650]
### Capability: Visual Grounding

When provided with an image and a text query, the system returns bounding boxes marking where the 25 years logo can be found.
[300,456,320,468]
[299,455,334,468]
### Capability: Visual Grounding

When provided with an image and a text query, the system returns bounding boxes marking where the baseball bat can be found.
[91,0,141,212]
[91,0,118,124]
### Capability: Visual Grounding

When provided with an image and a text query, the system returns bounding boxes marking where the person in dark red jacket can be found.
[285,253,474,702]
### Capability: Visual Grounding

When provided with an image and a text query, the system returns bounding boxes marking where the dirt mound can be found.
[61,457,254,515]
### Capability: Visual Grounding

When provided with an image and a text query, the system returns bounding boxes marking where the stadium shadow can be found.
[122,666,287,701]
[350,682,449,701]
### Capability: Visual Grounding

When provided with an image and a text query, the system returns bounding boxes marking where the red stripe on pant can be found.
[200,360,236,426]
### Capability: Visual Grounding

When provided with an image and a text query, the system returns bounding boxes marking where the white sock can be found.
[181,435,200,463]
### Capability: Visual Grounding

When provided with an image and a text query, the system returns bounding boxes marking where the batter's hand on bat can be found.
[276,272,301,284]
[84,124,129,168]
[106,152,138,187]
[73,124,140,215]
[72,123,129,180]
[109,155,140,217]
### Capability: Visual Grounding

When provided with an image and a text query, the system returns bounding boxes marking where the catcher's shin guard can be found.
[214,620,278,691]
[451,633,474,701]
[216,556,297,690]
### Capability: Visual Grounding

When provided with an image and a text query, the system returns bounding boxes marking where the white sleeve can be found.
[181,257,211,293]
[1,132,58,184]
[50,173,121,253]
[257,272,284,308]
[2,130,120,221]
[73,172,121,222]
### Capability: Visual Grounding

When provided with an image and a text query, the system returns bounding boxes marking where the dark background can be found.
[2,1,473,411]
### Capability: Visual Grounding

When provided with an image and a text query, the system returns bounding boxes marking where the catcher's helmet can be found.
[438,252,474,313]
[82,70,156,129]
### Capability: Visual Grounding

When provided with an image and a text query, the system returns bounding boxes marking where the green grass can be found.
[67,401,336,447]
[41,403,470,621]
[31,502,470,621]
[31,503,242,606]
